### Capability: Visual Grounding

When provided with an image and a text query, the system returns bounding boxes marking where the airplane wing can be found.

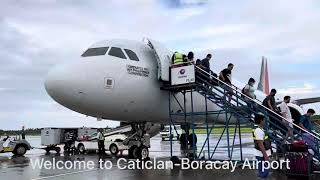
[292,97,320,106]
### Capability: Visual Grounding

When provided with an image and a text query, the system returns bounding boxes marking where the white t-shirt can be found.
[97,132,105,141]
[244,84,255,99]
[279,101,293,127]
[254,127,272,157]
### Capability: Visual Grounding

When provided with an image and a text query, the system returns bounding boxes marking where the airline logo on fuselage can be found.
[126,65,150,77]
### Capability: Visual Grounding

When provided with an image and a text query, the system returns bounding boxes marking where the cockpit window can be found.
[108,47,127,59]
[124,49,139,61]
[81,47,109,57]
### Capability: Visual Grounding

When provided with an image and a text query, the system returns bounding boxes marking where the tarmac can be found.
[0,135,319,180]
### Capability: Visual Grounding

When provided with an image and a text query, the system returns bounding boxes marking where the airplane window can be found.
[81,47,109,57]
[124,49,139,61]
[108,47,127,59]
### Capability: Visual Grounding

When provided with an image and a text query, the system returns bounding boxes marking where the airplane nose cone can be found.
[44,63,85,110]
[45,65,70,103]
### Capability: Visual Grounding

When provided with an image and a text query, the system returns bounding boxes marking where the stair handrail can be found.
[195,65,320,141]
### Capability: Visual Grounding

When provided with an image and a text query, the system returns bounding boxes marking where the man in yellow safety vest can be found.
[172,52,184,66]
[252,113,272,178]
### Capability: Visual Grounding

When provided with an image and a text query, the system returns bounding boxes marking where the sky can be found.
[0,0,320,130]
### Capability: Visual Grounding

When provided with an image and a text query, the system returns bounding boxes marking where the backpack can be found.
[241,87,246,98]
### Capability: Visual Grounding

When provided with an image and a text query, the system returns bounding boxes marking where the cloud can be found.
[277,83,320,114]
[0,0,320,129]
[278,84,320,99]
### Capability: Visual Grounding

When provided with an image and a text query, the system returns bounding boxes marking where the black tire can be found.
[139,146,149,160]
[45,147,51,153]
[162,137,165,141]
[179,134,188,146]
[55,147,61,153]
[128,146,139,159]
[77,144,86,154]
[13,145,27,156]
[188,133,197,146]
[109,144,119,155]
[63,144,68,151]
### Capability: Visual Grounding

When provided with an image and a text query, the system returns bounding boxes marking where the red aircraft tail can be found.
[257,56,270,95]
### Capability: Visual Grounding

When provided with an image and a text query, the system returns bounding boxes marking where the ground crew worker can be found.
[21,126,25,140]
[97,129,105,154]
[252,113,271,178]
[171,52,184,66]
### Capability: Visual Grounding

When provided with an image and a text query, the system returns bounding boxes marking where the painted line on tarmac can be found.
[30,169,97,180]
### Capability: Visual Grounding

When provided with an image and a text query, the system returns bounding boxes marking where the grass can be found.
[193,127,252,134]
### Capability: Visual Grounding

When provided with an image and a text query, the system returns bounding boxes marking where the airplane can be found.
[44,38,320,158]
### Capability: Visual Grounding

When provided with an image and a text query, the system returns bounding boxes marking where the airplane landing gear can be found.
[124,123,150,160]
[128,145,149,159]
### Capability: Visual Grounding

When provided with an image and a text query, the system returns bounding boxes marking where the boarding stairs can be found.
[192,66,320,162]
[163,65,320,163]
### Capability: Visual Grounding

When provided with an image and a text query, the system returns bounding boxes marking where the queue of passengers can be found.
[171,51,317,147]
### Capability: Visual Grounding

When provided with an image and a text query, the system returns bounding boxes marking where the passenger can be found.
[187,51,194,64]
[262,89,282,131]
[299,108,316,132]
[171,52,184,67]
[243,78,256,99]
[196,59,201,66]
[242,78,256,112]
[200,53,218,85]
[252,113,271,178]
[279,96,294,141]
[201,54,212,73]
[299,109,318,155]
[195,59,205,84]
[97,129,106,155]
[219,63,234,85]
[219,63,234,101]
[262,89,279,113]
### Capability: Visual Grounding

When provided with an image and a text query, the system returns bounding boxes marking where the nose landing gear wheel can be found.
[129,146,139,159]
[129,145,149,160]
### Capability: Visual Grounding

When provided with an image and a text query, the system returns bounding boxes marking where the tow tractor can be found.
[0,135,31,156]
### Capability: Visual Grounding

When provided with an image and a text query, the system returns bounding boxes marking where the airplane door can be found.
[146,38,173,81]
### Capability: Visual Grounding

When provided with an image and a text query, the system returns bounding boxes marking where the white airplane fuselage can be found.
[44,39,304,125]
